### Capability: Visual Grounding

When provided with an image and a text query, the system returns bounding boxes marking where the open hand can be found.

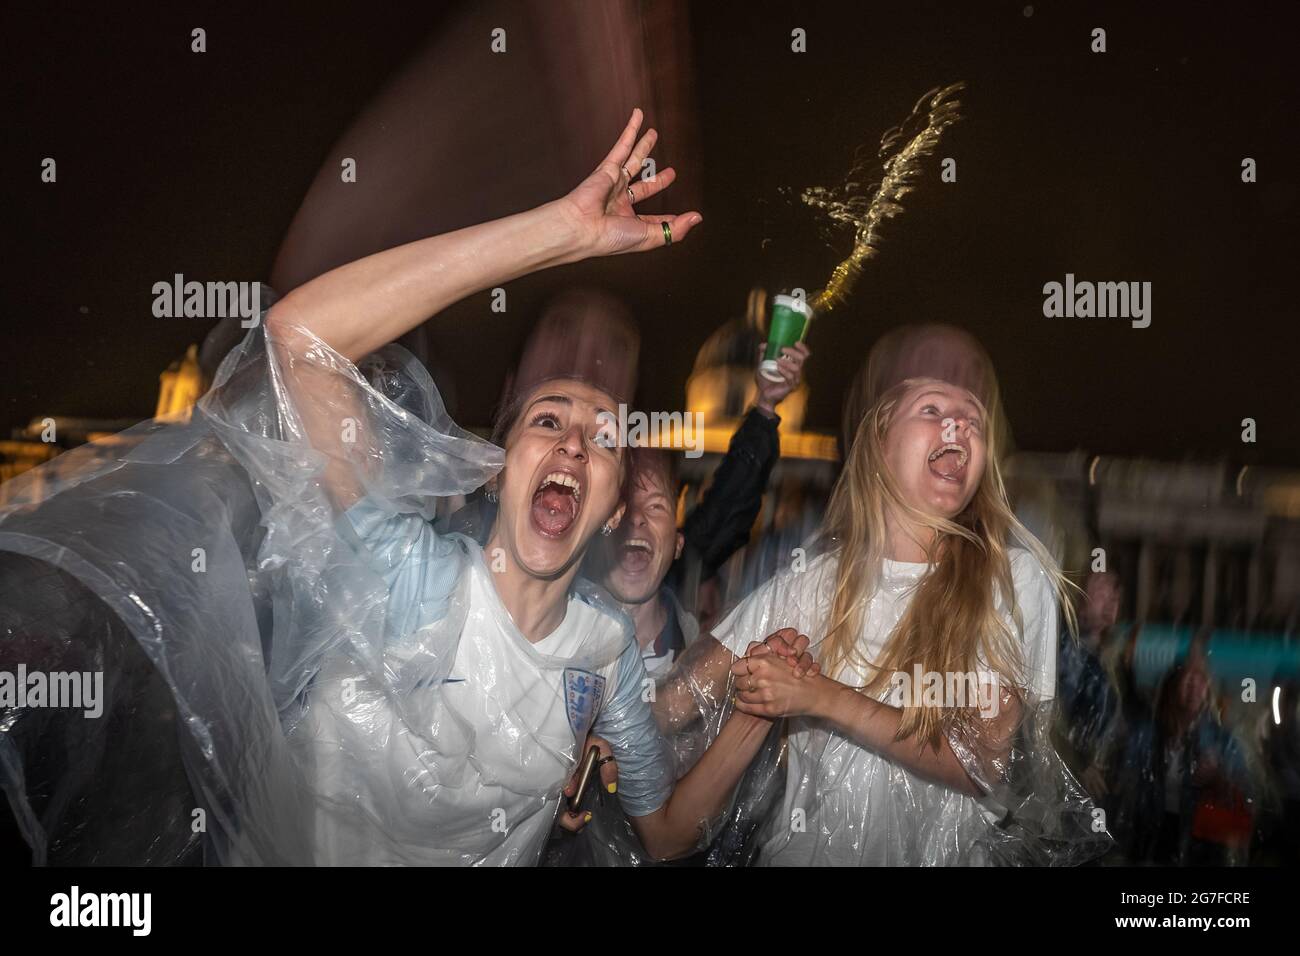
[560,108,702,257]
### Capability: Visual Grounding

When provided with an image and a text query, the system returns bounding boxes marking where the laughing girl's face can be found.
[495,379,625,579]
[882,378,988,520]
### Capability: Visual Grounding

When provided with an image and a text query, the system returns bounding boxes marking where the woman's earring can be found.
[600,523,613,536]
[485,488,499,503]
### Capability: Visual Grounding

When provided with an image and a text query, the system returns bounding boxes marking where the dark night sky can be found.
[3,0,1297,466]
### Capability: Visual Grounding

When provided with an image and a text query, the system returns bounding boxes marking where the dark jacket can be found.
[675,407,780,584]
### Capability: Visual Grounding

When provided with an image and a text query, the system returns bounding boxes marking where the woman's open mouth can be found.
[927,442,969,482]
[530,470,583,537]
[618,536,655,574]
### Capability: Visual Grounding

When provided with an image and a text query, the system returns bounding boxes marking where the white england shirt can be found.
[713,547,1057,866]
[302,497,671,866]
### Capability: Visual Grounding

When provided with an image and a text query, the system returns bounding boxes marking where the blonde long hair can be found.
[819,377,1076,748]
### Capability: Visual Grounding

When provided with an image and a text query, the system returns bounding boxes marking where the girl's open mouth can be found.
[530,470,583,537]
[927,443,969,482]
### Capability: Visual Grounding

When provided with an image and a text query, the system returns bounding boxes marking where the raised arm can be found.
[262,110,700,510]
[676,343,808,581]
[268,109,699,362]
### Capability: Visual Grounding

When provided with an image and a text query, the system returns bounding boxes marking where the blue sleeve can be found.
[593,639,674,817]
[335,495,462,644]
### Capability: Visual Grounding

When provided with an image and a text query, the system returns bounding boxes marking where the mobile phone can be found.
[568,744,601,814]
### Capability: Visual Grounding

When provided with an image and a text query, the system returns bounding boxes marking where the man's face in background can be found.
[592,451,682,606]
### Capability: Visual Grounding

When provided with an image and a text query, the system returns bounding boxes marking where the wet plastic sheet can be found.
[0,406,308,864]
[1,286,669,865]
[694,544,1114,866]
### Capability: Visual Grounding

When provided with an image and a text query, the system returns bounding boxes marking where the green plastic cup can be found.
[760,294,812,382]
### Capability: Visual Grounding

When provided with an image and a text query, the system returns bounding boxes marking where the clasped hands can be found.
[730,627,831,720]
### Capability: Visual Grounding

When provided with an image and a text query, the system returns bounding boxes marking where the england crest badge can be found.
[563,667,606,740]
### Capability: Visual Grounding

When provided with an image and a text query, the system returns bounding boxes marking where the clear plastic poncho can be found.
[638,542,1116,867]
[0,286,672,865]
